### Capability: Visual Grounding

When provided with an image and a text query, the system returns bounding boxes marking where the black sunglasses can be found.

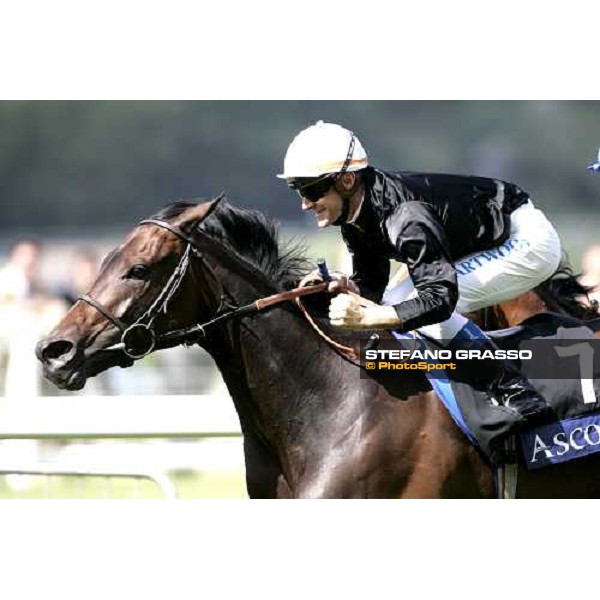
[289,175,335,203]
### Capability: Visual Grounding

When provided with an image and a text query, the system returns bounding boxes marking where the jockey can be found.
[278,120,561,428]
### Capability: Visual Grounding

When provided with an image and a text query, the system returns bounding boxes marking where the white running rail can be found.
[0,394,243,498]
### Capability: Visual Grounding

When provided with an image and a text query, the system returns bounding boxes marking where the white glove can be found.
[329,293,402,330]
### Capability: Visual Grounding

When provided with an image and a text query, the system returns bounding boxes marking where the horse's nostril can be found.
[41,340,75,363]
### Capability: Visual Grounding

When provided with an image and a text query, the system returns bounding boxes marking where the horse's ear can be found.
[202,193,226,221]
[173,194,225,232]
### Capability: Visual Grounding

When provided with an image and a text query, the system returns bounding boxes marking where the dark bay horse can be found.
[36,198,600,498]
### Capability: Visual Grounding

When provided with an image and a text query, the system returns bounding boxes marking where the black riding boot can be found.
[391,321,553,464]
[450,321,553,426]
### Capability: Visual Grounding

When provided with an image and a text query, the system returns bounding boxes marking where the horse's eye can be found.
[124,264,149,280]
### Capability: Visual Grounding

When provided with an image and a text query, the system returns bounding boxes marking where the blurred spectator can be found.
[0,238,68,397]
[580,245,600,309]
[0,240,43,302]
[57,248,100,305]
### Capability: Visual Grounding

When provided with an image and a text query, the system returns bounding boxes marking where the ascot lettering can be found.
[584,424,600,446]
[530,423,600,463]
[531,435,553,462]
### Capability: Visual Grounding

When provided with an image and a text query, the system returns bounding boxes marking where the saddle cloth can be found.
[391,313,600,468]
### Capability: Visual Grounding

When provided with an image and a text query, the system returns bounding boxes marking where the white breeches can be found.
[382,201,562,341]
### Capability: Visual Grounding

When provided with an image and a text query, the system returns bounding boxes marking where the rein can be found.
[78,214,356,361]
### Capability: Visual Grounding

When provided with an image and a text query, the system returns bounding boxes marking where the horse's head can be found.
[36,199,223,390]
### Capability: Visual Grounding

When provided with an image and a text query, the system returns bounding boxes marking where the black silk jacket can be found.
[341,167,530,332]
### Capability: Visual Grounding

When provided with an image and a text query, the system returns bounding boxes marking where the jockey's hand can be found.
[329,293,403,330]
[298,270,360,295]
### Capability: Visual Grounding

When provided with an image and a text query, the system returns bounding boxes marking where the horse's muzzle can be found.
[36,337,76,369]
[36,335,133,390]
[35,336,84,389]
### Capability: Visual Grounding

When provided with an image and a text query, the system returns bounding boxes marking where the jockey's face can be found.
[300,186,343,228]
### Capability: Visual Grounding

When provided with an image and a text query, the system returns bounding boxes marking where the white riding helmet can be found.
[277,120,368,180]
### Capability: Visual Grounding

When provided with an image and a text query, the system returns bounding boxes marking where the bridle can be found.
[79,219,201,358]
[78,208,332,360]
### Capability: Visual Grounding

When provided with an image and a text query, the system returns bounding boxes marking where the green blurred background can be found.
[1,100,599,264]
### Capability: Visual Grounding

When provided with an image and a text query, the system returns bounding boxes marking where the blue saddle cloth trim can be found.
[390,330,478,446]
[452,319,489,342]
[519,412,600,469]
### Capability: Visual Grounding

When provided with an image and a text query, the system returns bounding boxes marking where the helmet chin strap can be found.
[332,195,352,226]
[332,178,361,226]
[330,132,358,227]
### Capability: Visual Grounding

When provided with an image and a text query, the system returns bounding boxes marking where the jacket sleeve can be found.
[386,201,459,333]
[349,245,390,303]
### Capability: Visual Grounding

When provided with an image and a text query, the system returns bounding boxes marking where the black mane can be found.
[151,199,310,290]
[535,259,599,321]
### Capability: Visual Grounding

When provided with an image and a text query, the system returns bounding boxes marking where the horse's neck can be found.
[196,262,447,495]
[202,268,344,448]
